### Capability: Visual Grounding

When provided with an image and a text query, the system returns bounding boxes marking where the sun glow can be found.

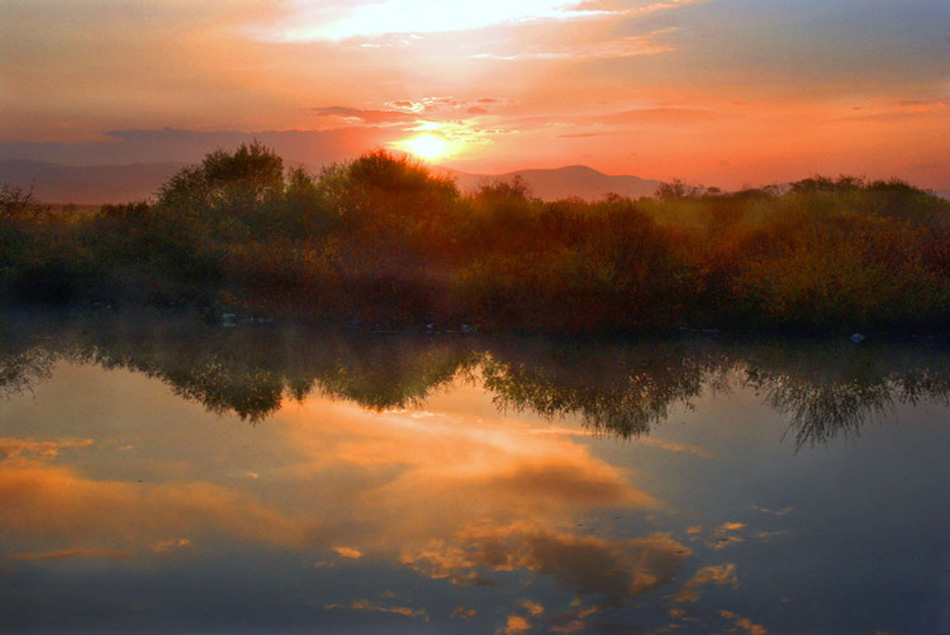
[395,133,451,162]
[270,1,601,42]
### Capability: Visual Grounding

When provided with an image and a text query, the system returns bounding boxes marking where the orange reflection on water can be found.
[0,455,309,556]
[271,384,688,598]
[0,369,691,615]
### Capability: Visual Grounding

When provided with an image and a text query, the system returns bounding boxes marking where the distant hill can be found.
[1,159,662,205]
[448,165,662,201]
[0,160,185,204]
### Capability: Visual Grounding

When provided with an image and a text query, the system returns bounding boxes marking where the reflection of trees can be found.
[1,309,947,444]
[316,339,478,411]
[737,339,950,448]
[0,310,476,423]
[478,341,715,437]
[0,347,55,399]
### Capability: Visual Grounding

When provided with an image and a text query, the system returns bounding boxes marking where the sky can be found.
[2,0,948,189]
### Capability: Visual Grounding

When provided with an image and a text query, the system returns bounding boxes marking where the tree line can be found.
[1,142,947,334]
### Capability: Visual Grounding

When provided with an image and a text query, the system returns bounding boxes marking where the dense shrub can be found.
[1,146,947,334]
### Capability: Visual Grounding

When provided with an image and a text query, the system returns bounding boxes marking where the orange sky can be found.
[2,0,948,188]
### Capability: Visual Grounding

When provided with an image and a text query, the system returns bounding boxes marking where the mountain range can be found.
[0,160,662,205]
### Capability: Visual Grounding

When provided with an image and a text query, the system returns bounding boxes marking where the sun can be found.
[396,134,450,162]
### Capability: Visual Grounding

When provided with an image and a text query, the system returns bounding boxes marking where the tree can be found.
[157,141,284,217]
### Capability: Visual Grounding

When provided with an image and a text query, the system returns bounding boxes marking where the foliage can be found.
[1,145,948,334]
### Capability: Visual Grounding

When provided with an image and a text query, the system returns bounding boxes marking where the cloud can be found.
[755,506,792,517]
[472,30,675,61]
[636,437,712,457]
[324,599,427,619]
[400,525,690,605]
[601,107,719,124]
[520,599,545,617]
[333,546,364,560]
[720,610,769,635]
[9,548,130,562]
[0,438,93,460]
[261,1,621,43]
[152,539,193,554]
[572,0,710,13]
[674,564,739,603]
[499,615,532,634]
[717,522,746,532]
[451,605,477,619]
[311,106,416,125]
[0,457,310,555]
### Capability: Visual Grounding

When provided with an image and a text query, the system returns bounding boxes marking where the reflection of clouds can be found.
[499,614,532,634]
[333,546,363,560]
[717,522,746,532]
[637,437,713,457]
[10,548,129,562]
[519,599,544,616]
[2,381,678,612]
[152,538,193,553]
[324,599,427,619]
[282,397,661,547]
[755,506,793,516]
[675,564,739,603]
[0,457,309,555]
[451,605,477,619]
[720,610,769,635]
[400,523,690,605]
[279,395,680,604]
[0,438,93,459]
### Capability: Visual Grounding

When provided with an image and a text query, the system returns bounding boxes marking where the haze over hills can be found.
[448,165,662,200]
[2,158,946,206]
[0,159,663,205]
[0,160,186,205]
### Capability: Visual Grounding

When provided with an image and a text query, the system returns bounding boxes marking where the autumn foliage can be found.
[1,143,947,334]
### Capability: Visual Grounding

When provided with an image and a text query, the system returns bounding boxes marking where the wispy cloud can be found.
[674,563,738,603]
[9,548,130,562]
[0,438,93,460]
[324,599,427,619]
[472,29,676,61]
[262,0,621,43]
[311,106,415,125]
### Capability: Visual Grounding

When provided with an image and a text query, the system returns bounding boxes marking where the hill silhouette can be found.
[449,165,662,200]
[0,160,186,204]
[0,159,661,204]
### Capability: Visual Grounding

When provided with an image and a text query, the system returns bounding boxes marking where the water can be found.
[1,310,947,634]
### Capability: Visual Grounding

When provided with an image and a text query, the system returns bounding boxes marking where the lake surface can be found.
[1,310,947,634]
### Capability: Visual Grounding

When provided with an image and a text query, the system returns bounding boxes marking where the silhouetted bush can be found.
[1,146,947,334]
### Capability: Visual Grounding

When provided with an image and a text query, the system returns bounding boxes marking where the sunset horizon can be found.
[3,0,948,191]
[2,4,949,632]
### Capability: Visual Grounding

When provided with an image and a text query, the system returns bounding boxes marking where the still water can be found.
[1,310,947,634]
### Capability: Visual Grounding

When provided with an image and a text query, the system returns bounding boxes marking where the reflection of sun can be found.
[396,134,450,162]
